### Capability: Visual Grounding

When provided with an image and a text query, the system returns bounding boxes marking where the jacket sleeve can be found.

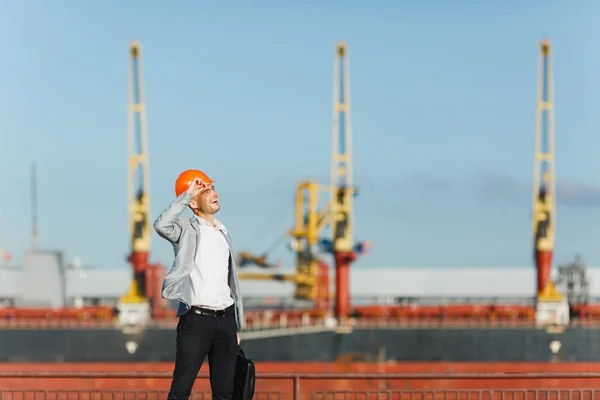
[153,191,193,243]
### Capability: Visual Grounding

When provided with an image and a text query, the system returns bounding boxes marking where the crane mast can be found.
[331,41,354,253]
[119,41,152,323]
[532,37,556,297]
[31,163,38,250]
[330,41,359,322]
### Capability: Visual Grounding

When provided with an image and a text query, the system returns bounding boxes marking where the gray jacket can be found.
[152,191,245,332]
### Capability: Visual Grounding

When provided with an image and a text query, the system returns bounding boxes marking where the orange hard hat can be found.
[174,169,215,197]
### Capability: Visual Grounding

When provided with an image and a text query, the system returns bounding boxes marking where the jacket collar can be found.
[189,216,231,247]
[190,215,226,231]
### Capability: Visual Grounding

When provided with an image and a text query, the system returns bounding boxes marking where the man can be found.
[153,169,245,400]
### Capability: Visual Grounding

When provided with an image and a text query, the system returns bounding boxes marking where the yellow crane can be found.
[531,37,568,329]
[237,181,331,308]
[532,37,560,302]
[118,40,157,325]
[237,41,369,316]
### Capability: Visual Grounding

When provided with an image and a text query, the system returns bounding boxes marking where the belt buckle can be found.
[215,309,225,317]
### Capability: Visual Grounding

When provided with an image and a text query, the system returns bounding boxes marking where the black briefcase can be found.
[233,346,255,400]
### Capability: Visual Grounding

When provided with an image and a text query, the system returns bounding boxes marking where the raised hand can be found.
[186,177,205,197]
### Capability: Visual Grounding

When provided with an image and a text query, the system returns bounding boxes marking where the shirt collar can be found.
[195,215,227,233]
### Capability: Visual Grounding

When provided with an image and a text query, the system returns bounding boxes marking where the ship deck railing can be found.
[1,371,599,399]
[4,316,600,330]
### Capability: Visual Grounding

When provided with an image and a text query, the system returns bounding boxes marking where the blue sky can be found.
[1,1,600,273]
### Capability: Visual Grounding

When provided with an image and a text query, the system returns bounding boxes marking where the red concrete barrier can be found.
[1,371,600,397]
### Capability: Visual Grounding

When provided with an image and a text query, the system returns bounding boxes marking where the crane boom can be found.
[331,41,354,253]
[128,41,151,258]
[121,40,152,309]
[532,37,556,297]
[330,41,365,322]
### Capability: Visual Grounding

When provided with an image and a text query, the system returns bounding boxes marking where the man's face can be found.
[191,184,220,215]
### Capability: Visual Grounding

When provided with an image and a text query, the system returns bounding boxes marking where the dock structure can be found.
[1,370,599,399]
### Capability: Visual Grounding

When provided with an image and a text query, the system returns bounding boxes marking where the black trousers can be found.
[167,305,238,400]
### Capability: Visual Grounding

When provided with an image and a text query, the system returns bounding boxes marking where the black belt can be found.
[191,305,232,317]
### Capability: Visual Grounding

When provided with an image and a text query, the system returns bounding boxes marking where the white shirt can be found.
[189,216,234,310]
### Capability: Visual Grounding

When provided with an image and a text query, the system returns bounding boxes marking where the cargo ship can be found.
[2,38,594,363]
[0,252,598,363]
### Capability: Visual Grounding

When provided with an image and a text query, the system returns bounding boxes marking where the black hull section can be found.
[0,327,596,362]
